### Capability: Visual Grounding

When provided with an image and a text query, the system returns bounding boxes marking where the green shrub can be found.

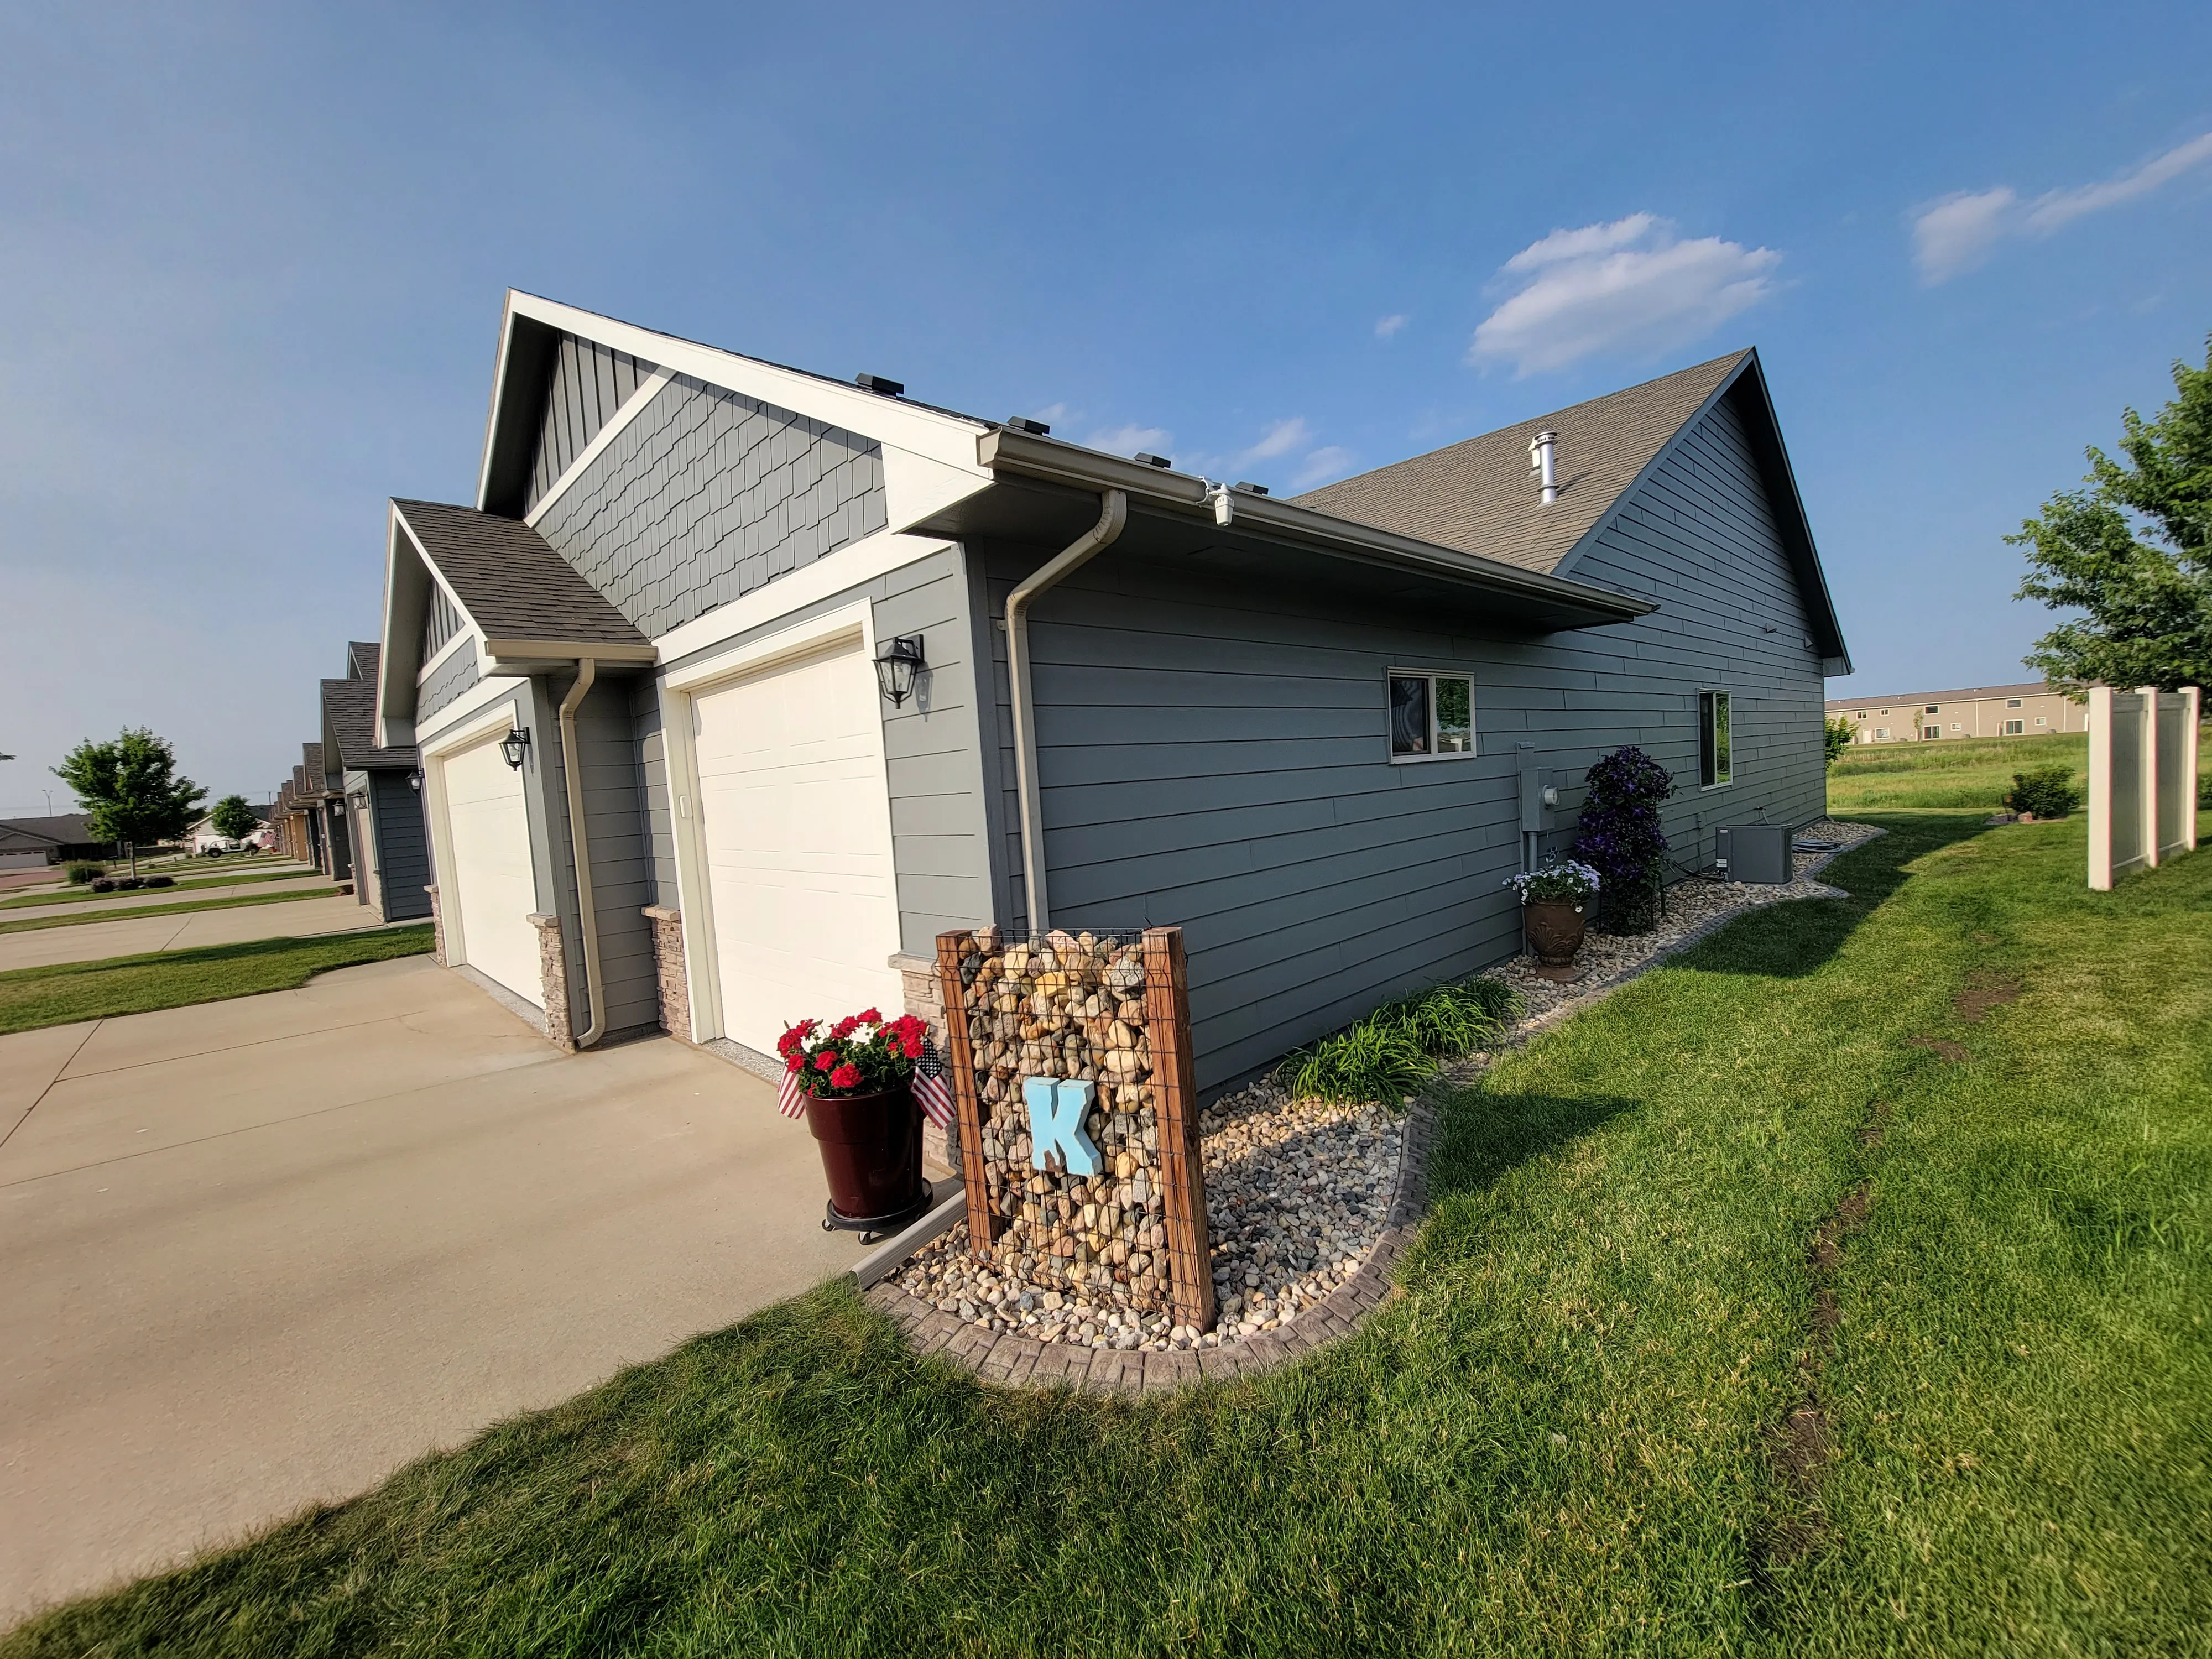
[1278,974,1523,1104]
[64,862,103,884]
[2003,763,2081,818]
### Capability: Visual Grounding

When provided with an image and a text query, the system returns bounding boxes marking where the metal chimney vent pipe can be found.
[1529,429,1558,505]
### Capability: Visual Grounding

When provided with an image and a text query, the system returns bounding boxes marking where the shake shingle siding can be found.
[419,645,480,721]
[985,390,1827,1093]
[530,373,889,640]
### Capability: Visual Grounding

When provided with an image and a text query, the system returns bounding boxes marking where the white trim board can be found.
[413,669,528,752]
[653,531,953,668]
[524,367,676,530]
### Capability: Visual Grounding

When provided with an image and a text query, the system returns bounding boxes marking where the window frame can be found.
[2002,719,2024,735]
[1385,668,1477,764]
[1698,688,1733,789]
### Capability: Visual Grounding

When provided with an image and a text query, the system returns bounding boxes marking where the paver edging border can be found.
[864,823,1885,1394]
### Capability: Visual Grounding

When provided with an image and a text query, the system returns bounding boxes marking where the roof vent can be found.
[855,373,905,397]
[1528,430,1558,505]
[1232,481,1270,496]
[1134,452,1172,469]
[1004,415,1051,436]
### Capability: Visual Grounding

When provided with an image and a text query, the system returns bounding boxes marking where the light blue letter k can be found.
[1024,1077,1102,1177]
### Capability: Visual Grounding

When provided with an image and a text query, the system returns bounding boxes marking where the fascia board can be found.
[480,638,658,665]
[523,367,677,530]
[375,505,414,748]
[504,291,991,477]
[650,529,953,666]
[976,429,1655,625]
[473,291,524,513]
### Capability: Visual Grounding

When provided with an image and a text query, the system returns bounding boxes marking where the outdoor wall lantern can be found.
[499,727,531,770]
[408,769,422,792]
[873,634,926,707]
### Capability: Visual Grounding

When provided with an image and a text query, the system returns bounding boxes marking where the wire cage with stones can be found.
[935,925,1217,1330]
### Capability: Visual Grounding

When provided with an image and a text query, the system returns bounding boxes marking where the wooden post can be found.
[934,931,999,1255]
[1142,926,1217,1332]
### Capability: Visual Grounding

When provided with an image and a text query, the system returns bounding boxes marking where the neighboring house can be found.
[189,804,275,854]
[322,641,432,920]
[299,742,352,881]
[373,290,1848,1090]
[1828,681,2087,743]
[0,813,109,869]
[272,778,311,864]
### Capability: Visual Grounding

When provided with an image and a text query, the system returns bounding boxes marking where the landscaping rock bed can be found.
[881,818,1882,1376]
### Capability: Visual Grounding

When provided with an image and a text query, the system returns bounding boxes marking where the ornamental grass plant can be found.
[1280,975,1522,1104]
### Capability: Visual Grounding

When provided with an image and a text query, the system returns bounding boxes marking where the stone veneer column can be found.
[889,950,958,1169]
[425,885,447,967]
[528,912,577,1052]
[641,905,691,1042]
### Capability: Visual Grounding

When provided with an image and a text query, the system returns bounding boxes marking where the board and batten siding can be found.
[526,335,658,513]
[367,768,434,920]
[651,544,996,962]
[529,372,889,640]
[980,391,1828,1092]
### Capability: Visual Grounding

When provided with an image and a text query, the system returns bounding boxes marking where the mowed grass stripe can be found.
[0,886,342,935]
[0,868,324,910]
[3,819,2204,1656]
[0,926,434,1035]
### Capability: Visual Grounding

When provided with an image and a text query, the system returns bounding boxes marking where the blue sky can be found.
[2,1,2208,811]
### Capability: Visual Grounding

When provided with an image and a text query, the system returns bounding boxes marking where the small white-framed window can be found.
[1853,711,1867,719]
[1387,670,1474,760]
[1951,722,1963,731]
[1875,727,1891,739]
[2002,719,2024,735]
[2006,697,2023,708]
[1925,705,1940,714]
[2034,717,2046,727]
[1922,725,1940,740]
[1698,689,1732,787]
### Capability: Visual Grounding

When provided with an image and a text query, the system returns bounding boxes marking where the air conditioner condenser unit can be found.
[1715,824,1791,884]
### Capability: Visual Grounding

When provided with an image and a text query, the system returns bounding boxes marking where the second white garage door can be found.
[440,730,542,1007]
[692,638,904,1055]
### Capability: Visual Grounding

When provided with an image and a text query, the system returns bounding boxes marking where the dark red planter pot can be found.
[805,1084,925,1224]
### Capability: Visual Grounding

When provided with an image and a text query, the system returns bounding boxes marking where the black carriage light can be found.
[499,727,531,769]
[408,769,422,792]
[873,634,926,707]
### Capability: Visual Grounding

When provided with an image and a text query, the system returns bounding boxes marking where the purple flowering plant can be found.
[1571,745,1675,933]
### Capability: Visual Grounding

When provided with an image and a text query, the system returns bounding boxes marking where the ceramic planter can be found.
[805,1083,926,1225]
[1522,896,1589,973]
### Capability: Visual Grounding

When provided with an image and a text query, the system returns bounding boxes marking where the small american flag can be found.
[776,1063,807,1119]
[914,1038,956,1130]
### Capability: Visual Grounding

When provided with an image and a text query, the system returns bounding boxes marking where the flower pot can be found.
[1523,896,1588,972]
[804,1084,925,1225]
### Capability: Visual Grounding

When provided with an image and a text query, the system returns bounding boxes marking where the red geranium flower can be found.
[902,1036,923,1059]
[785,1055,804,1073]
[858,1008,882,1025]
[830,1063,862,1089]
[830,1015,861,1041]
[814,1051,838,1071]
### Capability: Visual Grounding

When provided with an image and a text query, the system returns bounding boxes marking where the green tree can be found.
[210,794,259,843]
[2011,335,2212,693]
[1823,716,1858,767]
[54,728,207,874]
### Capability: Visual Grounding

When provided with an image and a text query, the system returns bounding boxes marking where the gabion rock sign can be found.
[934,926,1217,1332]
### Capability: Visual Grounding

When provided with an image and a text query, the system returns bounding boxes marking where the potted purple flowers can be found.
[1505,859,1602,979]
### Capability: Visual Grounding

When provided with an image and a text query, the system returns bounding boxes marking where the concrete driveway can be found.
[0,957,859,1625]
[0,893,402,973]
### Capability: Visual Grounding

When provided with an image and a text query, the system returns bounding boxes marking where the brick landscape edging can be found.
[863,1089,1436,1395]
[866,826,1884,1393]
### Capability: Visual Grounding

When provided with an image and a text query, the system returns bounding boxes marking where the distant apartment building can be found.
[1825,681,2086,743]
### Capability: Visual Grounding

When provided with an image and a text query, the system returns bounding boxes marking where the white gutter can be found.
[1005,489,1126,935]
[557,658,606,1049]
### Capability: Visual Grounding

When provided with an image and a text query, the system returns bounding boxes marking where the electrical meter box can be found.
[1715,823,1791,884]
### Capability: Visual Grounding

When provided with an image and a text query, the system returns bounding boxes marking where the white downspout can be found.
[557,657,606,1049]
[1006,488,1127,935]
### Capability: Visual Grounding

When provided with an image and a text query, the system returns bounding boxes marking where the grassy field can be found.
[0,926,432,1035]
[5,820,2206,1656]
[1825,729,2212,812]
[0,869,323,911]
[0,886,341,935]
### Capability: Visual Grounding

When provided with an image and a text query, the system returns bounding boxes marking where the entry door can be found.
[440,732,541,1006]
[691,639,903,1053]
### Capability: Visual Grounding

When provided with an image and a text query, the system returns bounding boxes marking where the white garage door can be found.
[693,638,903,1055]
[440,732,542,1006]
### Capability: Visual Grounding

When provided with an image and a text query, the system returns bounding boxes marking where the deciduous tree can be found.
[54,728,207,874]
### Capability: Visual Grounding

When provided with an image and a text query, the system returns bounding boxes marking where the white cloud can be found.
[1469,215,1781,375]
[1290,446,1353,490]
[1088,423,1172,457]
[1912,132,2212,283]
[1240,417,1312,463]
[1031,401,1072,426]
[1374,313,1408,339]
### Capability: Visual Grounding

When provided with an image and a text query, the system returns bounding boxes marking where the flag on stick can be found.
[915,1038,956,1130]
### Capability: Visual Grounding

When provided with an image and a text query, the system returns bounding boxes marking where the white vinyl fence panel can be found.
[2088,684,2200,890]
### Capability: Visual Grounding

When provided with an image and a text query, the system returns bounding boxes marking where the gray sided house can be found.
[321,641,432,921]
[295,744,348,881]
[377,291,1848,1088]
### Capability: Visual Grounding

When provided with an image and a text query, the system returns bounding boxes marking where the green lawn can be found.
[0,886,341,936]
[0,869,325,911]
[0,926,433,1035]
[1825,728,2212,812]
[6,820,2206,1657]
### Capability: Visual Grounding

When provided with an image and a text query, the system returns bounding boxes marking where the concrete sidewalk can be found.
[0,957,858,1625]
[0,894,403,973]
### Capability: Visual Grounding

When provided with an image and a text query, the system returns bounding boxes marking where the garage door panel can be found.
[440,735,541,1008]
[693,643,902,1054]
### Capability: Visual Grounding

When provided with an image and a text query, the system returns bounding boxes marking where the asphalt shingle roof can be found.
[1290,352,1748,575]
[393,499,649,648]
[324,645,419,769]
